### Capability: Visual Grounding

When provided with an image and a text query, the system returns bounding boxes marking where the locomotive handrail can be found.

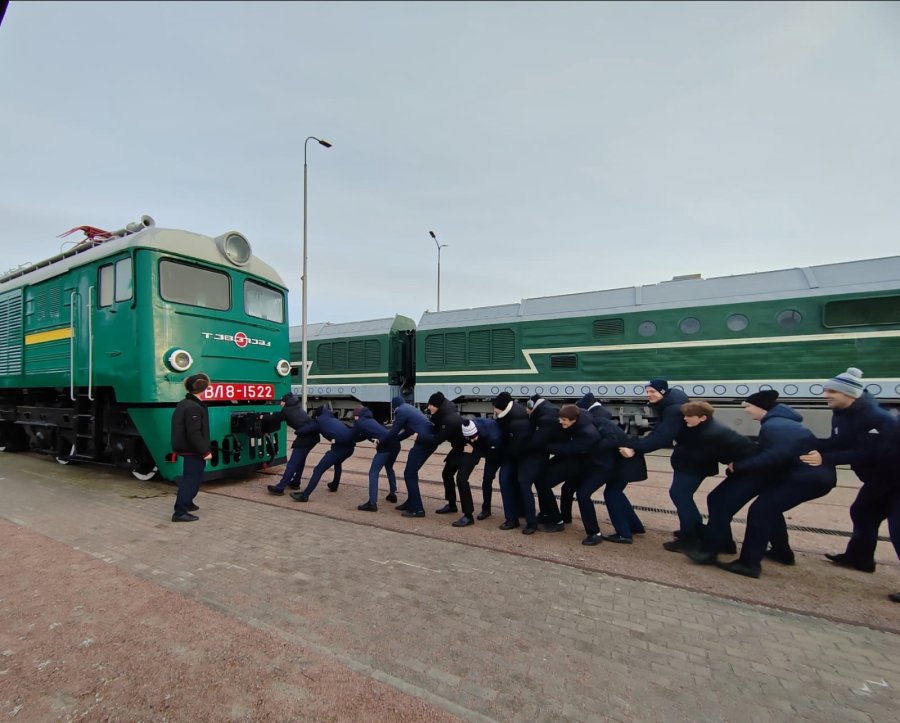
[87,285,94,401]
[69,291,76,402]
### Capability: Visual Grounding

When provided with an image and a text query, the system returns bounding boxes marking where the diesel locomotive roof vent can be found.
[669,273,703,282]
[215,232,252,266]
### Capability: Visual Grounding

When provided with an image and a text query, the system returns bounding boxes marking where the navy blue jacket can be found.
[732,404,821,477]
[465,417,503,461]
[314,407,354,449]
[383,402,436,446]
[631,388,690,454]
[264,397,320,449]
[672,418,757,477]
[813,392,898,488]
[352,407,400,454]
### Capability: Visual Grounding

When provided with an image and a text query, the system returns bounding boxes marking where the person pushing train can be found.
[800,368,900,602]
[264,393,321,496]
[170,373,212,522]
[420,392,467,516]
[290,404,355,502]
[351,404,400,512]
[383,396,437,518]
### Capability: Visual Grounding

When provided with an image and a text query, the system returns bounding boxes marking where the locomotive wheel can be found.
[131,439,159,481]
[55,442,77,465]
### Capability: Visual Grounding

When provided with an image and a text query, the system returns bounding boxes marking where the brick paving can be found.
[1,453,899,722]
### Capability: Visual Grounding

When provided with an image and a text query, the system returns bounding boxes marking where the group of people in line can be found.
[170,366,900,603]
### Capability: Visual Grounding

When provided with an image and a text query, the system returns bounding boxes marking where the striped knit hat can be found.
[824,368,865,399]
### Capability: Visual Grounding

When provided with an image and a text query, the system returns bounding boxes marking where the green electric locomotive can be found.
[0,216,291,481]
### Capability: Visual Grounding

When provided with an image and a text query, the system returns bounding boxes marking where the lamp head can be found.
[429,231,436,239]
[318,139,332,148]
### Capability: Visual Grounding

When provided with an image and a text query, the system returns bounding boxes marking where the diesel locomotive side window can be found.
[99,258,133,307]
[679,317,701,335]
[637,321,657,337]
[823,295,900,327]
[726,313,749,331]
[159,260,230,311]
[244,280,284,323]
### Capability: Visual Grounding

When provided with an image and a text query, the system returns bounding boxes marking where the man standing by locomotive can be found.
[170,373,212,522]
[801,368,900,600]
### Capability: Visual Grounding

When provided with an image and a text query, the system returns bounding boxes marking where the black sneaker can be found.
[889,592,900,603]
[357,501,378,512]
[603,534,633,545]
[498,520,520,531]
[327,482,339,492]
[718,559,761,579]
[476,510,491,520]
[451,515,474,528]
[172,513,199,522]
[385,493,398,503]
[825,552,875,573]
[582,534,603,546]
[435,504,458,514]
[540,521,565,533]
[522,525,538,535]
[290,492,309,502]
[267,485,285,496]
[401,509,425,518]
[187,503,199,511]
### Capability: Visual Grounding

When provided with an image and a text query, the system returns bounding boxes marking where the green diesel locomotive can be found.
[0,216,292,481]
[296,255,900,436]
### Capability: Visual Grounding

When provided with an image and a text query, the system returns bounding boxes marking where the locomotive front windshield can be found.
[159,259,230,310]
[245,280,284,323]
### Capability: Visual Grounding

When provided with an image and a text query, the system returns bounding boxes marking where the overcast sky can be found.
[2,1,898,326]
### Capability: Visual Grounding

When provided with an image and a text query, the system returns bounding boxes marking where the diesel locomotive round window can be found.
[680,317,701,335]
[638,321,657,337]
[726,314,749,332]
[776,309,802,329]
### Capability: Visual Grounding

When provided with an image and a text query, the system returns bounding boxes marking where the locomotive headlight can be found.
[275,359,292,377]
[215,232,252,266]
[167,349,194,372]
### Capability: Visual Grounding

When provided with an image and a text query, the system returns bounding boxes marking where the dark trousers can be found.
[453,452,482,516]
[739,468,836,569]
[174,455,205,516]
[669,471,706,539]
[498,458,537,526]
[603,477,645,538]
[441,448,465,506]
[519,453,554,519]
[537,457,568,523]
[303,444,354,495]
[273,446,313,490]
[561,471,606,535]
[367,447,399,504]
[480,457,500,513]
[842,483,900,566]
[403,442,437,513]
[702,473,766,554]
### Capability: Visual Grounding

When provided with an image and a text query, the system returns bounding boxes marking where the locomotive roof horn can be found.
[110,214,155,238]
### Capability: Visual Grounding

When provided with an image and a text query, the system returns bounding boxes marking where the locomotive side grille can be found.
[0,292,24,374]
[592,318,624,337]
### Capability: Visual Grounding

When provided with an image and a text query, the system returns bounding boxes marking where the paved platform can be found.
[1,453,899,721]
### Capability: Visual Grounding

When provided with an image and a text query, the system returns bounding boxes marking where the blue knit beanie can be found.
[824,368,865,399]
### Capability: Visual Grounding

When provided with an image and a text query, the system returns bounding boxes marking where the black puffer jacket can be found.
[631,388,690,454]
[171,394,210,456]
[495,402,532,458]
[419,398,466,451]
[671,419,757,477]
[528,400,563,452]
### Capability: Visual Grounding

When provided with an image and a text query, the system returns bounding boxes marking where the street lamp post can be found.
[428,230,447,312]
[302,135,332,411]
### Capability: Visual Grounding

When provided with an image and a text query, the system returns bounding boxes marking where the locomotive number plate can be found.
[201,383,275,401]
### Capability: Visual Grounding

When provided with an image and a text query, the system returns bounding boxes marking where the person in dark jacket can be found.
[545,405,615,545]
[264,393,321,496]
[170,373,212,522]
[687,390,837,578]
[662,401,757,552]
[352,405,399,511]
[419,392,467,515]
[382,396,437,517]
[521,394,564,531]
[493,392,541,534]
[800,368,900,594]
[450,417,503,527]
[290,405,355,501]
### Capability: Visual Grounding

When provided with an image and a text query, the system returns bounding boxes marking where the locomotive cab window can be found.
[245,280,284,323]
[98,258,133,307]
[159,259,230,311]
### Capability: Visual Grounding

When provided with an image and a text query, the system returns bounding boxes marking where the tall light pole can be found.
[302,135,332,411]
[428,230,447,312]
